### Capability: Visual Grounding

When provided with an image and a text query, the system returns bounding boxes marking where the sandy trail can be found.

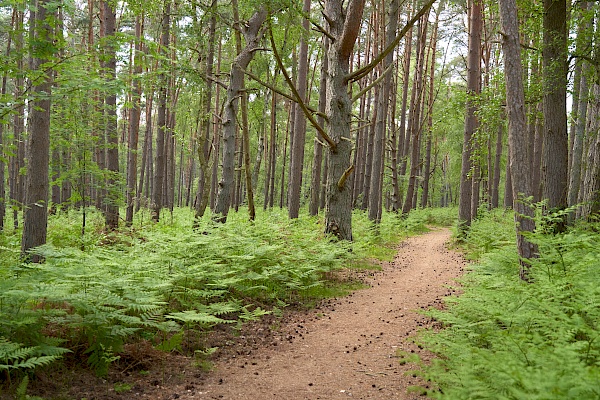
[182,228,465,400]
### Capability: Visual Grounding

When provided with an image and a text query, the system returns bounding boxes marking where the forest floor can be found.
[28,228,465,400]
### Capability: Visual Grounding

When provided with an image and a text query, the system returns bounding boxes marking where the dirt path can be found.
[170,228,465,399]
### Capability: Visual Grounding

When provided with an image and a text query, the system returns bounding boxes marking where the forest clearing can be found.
[2,0,600,398]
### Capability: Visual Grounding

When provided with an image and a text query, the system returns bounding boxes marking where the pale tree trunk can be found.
[499,0,538,279]
[458,0,481,235]
[213,6,268,222]
[541,0,568,214]
[368,0,399,223]
[126,16,143,225]
[288,0,311,219]
[21,0,54,261]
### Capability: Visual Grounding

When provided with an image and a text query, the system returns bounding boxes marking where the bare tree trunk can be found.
[10,9,25,229]
[136,95,153,211]
[323,0,367,240]
[541,0,568,214]
[568,61,589,209]
[499,0,539,279]
[213,6,267,222]
[193,1,217,220]
[369,0,399,223]
[402,15,429,215]
[309,38,329,216]
[580,84,600,218]
[22,0,54,261]
[491,120,503,208]
[126,17,143,225]
[288,0,311,219]
[458,0,481,234]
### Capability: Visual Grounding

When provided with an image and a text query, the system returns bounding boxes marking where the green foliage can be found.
[419,210,600,399]
[1,206,419,380]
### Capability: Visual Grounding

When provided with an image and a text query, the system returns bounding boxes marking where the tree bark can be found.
[126,16,143,225]
[541,0,568,213]
[213,6,268,222]
[103,0,119,230]
[288,0,311,219]
[21,0,54,261]
[309,38,329,216]
[458,0,481,234]
[499,0,538,279]
[152,1,171,222]
[323,0,366,241]
[368,0,399,223]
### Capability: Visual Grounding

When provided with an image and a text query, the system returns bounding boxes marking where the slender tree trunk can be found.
[152,1,171,222]
[213,6,267,222]
[21,0,54,261]
[194,1,217,220]
[491,120,503,208]
[568,61,589,209]
[368,0,399,223]
[458,0,481,234]
[126,17,143,225]
[136,95,153,211]
[309,38,329,216]
[288,0,311,218]
[402,15,429,215]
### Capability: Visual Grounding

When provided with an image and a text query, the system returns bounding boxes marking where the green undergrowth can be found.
[0,205,455,386]
[418,208,600,399]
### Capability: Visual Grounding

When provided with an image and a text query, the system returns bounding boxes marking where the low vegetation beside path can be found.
[0,206,455,394]
[418,208,600,399]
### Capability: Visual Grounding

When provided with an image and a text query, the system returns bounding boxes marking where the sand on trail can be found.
[175,228,465,400]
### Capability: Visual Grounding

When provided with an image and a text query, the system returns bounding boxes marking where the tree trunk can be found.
[541,0,568,213]
[21,0,54,261]
[323,0,367,241]
[288,0,311,219]
[309,38,329,216]
[152,1,171,222]
[458,0,481,234]
[136,94,153,211]
[499,0,538,279]
[369,0,399,223]
[402,15,429,215]
[213,7,268,222]
[568,61,589,209]
[103,0,119,230]
[491,120,503,208]
[126,16,143,225]
[580,84,600,218]
[193,3,217,221]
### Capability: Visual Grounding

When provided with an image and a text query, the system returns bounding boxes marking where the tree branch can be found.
[351,63,393,103]
[346,0,436,83]
[268,24,337,151]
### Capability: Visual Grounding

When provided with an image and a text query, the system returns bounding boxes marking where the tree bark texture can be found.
[21,0,53,261]
[458,0,481,233]
[499,0,538,279]
[541,0,568,211]
[323,0,366,241]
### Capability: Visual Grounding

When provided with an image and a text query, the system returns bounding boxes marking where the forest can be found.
[0,0,599,398]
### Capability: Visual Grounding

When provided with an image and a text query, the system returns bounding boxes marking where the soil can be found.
[24,228,465,400]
